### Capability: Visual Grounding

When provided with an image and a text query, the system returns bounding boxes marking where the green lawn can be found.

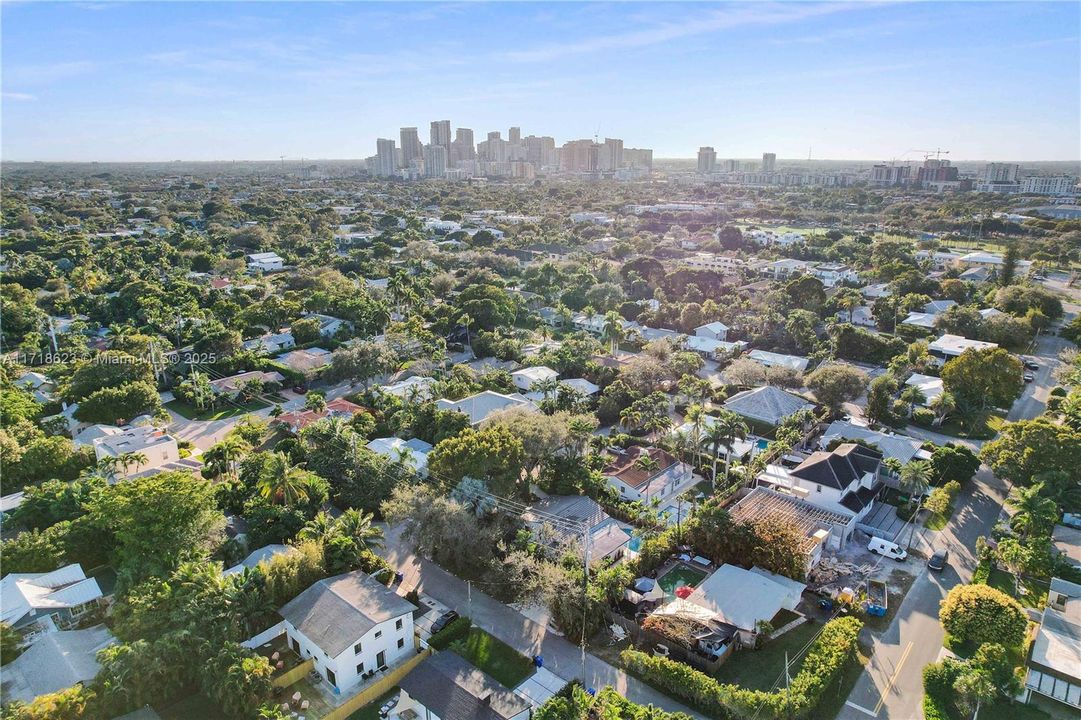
[987,568,1049,608]
[979,700,1051,720]
[927,410,1006,440]
[450,628,534,688]
[346,686,400,720]
[713,622,820,690]
[158,693,230,720]
[166,398,268,421]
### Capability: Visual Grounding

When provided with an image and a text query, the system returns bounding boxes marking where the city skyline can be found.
[2,1,1079,162]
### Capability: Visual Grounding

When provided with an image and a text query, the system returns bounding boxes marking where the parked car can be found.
[1024,372,1035,383]
[928,549,949,571]
[1023,359,1039,371]
[868,537,908,562]
[430,610,459,634]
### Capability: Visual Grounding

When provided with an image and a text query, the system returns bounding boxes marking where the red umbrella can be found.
[675,586,693,599]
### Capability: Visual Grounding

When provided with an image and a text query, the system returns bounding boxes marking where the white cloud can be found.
[3,91,37,101]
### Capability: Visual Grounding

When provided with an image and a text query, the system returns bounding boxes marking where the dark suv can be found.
[431,610,460,634]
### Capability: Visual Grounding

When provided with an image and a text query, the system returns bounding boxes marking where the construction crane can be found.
[912,148,950,161]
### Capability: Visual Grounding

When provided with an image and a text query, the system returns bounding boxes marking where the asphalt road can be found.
[835,466,1008,720]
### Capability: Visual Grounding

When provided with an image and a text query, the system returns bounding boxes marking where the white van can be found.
[868,537,908,561]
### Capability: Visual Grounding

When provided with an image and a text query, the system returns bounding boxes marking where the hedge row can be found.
[428,615,472,650]
[922,658,966,720]
[620,616,863,720]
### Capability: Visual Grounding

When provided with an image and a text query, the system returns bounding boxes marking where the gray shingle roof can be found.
[723,386,812,425]
[791,443,882,491]
[398,652,530,720]
[278,571,416,658]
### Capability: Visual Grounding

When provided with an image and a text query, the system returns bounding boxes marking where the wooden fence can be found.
[323,647,432,720]
[273,658,314,689]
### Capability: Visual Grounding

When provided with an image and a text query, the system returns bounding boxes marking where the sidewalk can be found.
[383,526,705,720]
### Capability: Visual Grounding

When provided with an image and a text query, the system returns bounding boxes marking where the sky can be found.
[2,1,1079,162]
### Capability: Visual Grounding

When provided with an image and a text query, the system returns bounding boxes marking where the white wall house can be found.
[694,321,729,342]
[247,252,284,272]
[510,365,559,392]
[93,426,179,477]
[279,571,417,695]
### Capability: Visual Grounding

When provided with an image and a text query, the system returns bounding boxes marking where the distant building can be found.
[247,252,284,272]
[423,143,447,178]
[697,146,717,173]
[399,127,423,169]
[1022,175,1077,196]
[761,152,776,172]
[376,138,397,177]
[429,120,451,154]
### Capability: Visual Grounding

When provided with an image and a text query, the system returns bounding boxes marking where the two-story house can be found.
[1023,578,1081,711]
[603,446,694,503]
[390,651,530,720]
[279,571,417,694]
[0,564,104,644]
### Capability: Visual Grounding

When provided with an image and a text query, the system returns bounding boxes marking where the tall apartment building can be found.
[624,148,653,172]
[722,159,740,172]
[478,134,509,163]
[508,126,521,144]
[429,120,451,153]
[452,128,475,165]
[399,127,422,169]
[983,163,1020,183]
[598,138,623,172]
[916,158,959,184]
[375,138,397,177]
[762,153,777,172]
[870,164,911,186]
[560,139,598,173]
[424,144,447,178]
[524,135,557,168]
[697,147,717,173]
[1023,175,1077,196]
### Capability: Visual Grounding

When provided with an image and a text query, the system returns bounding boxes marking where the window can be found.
[397,638,405,649]
[816,484,822,493]
[353,642,362,654]
[326,668,336,687]
[395,619,403,630]
[356,663,364,675]
[374,630,382,639]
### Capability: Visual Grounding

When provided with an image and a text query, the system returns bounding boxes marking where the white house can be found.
[279,571,417,694]
[15,372,56,403]
[819,420,930,466]
[242,331,296,354]
[390,651,531,720]
[745,349,810,373]
[209,370,285,398]
[224,545,298,576]
[247,252,284,272]
[559,378,600,397]
[904,373,944,406]
[602,446,694,503]
[695,321,729,342]
[0,626,116,704]
[928,334,998,365]
[299,313,352,338]
[510,365,559,392]
[365,437,433,475]
[760,258,814,280]
[93,426,180,477]
[812,263,858,287]
[1024,578,1081,711]
[380,376,438,402]
[1,565,104,642]
[436,391,535,426]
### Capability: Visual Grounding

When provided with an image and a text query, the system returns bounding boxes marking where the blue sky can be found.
[3,1,1078,161]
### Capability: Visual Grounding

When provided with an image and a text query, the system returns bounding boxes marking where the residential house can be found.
[957,251,1034,277]
[15,371,56,403]
[730,486,845,559]
[813,263,858,287]
[1052,526,1081,570]
[365,437,433,475]
[389,651,531,720]
[93,426,180,477]
[695,321,730,342]
[861,283,892,299]
[927,334,998,365]
[277,347,333,377]
[683,253,744,273]
[0,626,116,703]
[757,443,885,541]
[300,313,353,339]
[559,378,600,397]
[915,250,963,270]
[819,420,930,466]
[523,495,634,563]
[209,370,285,399]
[1,565,104,642]
[745,350,811,373]
[279,571,417,694]
[511,365,559,392]
[759,258,814,280]
[380,376,438,402]
[669,564,806,646]
[242,331,296,354]
[247,252,284,272]
[602,446,694,503]
[224,545,298,576]
[723,386,813,427]
[684,336,746,361]
[624,322,680,344]
[1023,578,1081,710]
[436,391,535,426]
[671,415,761,465]
[536,307,564,328]
[904,373,944,406]
[275,398,364,434]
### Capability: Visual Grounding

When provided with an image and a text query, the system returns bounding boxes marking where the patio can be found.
[275,674,334,719]
[255,633,305,677]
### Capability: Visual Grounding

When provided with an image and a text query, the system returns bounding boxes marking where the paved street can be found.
[381,524,706,720]
[836,466,1008,720]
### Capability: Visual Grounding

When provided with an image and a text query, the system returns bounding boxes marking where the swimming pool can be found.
[656,564,709,596]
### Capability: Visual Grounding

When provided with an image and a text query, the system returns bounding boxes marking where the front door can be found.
[376,650,386,668]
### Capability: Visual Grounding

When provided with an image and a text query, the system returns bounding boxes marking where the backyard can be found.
[346,687,400,720]
[449,628,535,688]
[986,567,1050,608]
[656,563,709,597]
[166,397,268,421]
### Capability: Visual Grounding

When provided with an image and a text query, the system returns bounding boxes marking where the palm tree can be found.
[929,392,956,426]
[601,311,626,353]
[703,410,749,488]
[633,454,660,474]
[619,406,644,433]
[684,403,706,466]
[336,509,385,553]
[304,392,327,413]
[298,511,339,542]
[459,313,474,348]
[899,386,926,416]
[899,460,933,501]
[1006,482,1058,540]
[204,437,245,481]
[531,377,559,402]
[115,451,148,475]
[567,417,595,459]
[257,451,311,506]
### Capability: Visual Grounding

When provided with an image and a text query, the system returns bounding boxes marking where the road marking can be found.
[873,641,915,715]
[844,700,878,717]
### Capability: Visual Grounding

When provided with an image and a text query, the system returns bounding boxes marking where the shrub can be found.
[428,616,472,650]
[621,616,862,719]
[912,407,936,427]
[939,584,1027,649]
[922,658,965,720]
